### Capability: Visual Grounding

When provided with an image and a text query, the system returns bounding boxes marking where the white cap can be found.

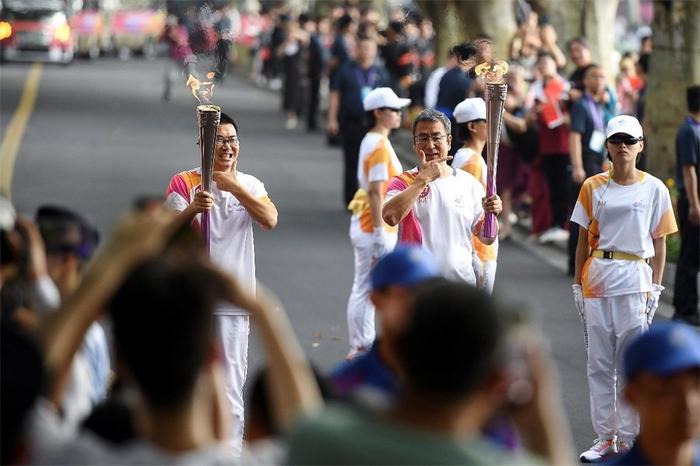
[363,87,411,111]
[605,115,643,139]
[453,97,486,123]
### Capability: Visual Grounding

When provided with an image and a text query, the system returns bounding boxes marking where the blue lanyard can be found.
[354,65,377,88]
[584,93,605,131]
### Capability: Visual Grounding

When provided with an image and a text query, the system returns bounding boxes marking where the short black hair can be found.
[110,254,222,410]
[219,112,238,133]
[336,14,353,31]
[638,53,650,74]
[566,36,589,51]
[36,205,99,261]
[687,85,700,113]
[398,280,505,401]
[582,63,602,79]
[451,41,477,63]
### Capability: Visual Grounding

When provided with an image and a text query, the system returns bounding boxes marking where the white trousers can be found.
[214,314,250,456]
[473,259,497,295]
[346,218,397,351]
[584,293,647,443]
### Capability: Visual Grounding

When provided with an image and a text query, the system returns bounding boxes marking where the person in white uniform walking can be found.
[345,87,409,359]
[571,115,678,462]
[165,112,278,455]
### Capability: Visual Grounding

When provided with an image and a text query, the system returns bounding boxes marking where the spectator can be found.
[525,52,571,244]
[215,4,234,82]
[332,246,440,399]
[26,211,320,464]
[380,21,414,97]
[327,35,389,206]
[161,15,193,102]
[302,15,324,132]
[567,37,593,101]
[673,85,700,326]
[36,206,110,419]
[279,15,308,130]
[423,48,456,110]
[435,42,475,154]
[288,281,574,465]
[616,56,643,116]
[328,14,357,82]
[606,322,700,465]
[568,64,612,275]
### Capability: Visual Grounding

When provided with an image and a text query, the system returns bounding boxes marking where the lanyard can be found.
[354,65,377,88]
[584,93,605,131]
[686,116,700,128]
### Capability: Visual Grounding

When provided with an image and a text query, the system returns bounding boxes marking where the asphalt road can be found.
[2,57,614,452]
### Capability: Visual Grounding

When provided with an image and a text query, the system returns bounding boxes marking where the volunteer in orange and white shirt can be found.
[452,97,498,294]
[345,87,408,358]
[571,115,678,462]
[164,112,278,455]
[383,108,502,284]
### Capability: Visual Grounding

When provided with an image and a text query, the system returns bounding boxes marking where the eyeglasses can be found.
[607,135,641,146]
[414,134,447,145]
[215,136,240,146]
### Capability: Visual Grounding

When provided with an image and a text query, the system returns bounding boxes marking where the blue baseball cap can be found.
[624,322,700,379]
[371,245,441,290]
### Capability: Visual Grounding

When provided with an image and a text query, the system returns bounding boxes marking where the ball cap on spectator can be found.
[453,97,486,123]
[363,87,411,112]
[624,322,700,379]
[371,245,440,290]
[605,115,643,139]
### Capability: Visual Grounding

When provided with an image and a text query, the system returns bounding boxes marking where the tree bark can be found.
[645,0,700,178]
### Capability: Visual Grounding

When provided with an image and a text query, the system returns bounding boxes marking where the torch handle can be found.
[483,82,507,240]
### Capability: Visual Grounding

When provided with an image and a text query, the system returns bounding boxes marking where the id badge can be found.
[589,130,605,153]
[361,86,371,101]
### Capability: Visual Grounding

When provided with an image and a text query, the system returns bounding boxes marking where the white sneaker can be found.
[580,438,617,463]
[538,227,569,244]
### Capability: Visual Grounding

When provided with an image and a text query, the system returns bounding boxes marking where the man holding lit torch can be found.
[382,109,502,284]
[165,112,278,455]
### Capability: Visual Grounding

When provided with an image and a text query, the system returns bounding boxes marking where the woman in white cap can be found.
[345,87,410,359]
[571,115,678,462]
[452,97,498,294]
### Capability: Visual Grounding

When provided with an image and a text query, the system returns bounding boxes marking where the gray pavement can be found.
[0,57,643,453]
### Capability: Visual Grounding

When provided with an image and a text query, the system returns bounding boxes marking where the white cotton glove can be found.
[646,283,664,325]
[372,227,389,260]
[572,284,584,323]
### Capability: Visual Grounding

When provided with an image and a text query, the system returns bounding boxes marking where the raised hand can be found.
[417,150,451,183]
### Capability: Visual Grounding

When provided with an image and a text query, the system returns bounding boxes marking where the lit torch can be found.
[187,72,219,251]
[475,60,509,240]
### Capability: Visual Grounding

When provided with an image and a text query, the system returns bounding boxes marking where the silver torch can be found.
[187,73,220,251]
[475,61,509,239]
[197,104,221,251]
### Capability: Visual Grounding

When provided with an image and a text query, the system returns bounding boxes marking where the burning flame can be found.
[475,60,509,84]
[186,73,216,104]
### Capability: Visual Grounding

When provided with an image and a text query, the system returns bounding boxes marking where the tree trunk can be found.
[582,0,621,74]
[645,0,700,178]
[418,0,467,65]
[456,0,518,60]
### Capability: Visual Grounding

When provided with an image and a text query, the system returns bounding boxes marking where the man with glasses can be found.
[164,111,278,455]
[382,108,502,284]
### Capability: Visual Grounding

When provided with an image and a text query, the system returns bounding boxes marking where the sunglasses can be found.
[607,135,641,145]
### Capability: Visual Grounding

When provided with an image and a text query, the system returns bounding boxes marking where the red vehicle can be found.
[110,7,164,59]
[70,4,109,59]
[0,0,74,64]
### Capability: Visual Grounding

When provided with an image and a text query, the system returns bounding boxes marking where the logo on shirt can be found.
[418,186,430,204]
[632,200,645,211]
[454,194,465,208]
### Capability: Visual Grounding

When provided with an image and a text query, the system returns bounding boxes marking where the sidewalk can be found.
[389,128,677,319]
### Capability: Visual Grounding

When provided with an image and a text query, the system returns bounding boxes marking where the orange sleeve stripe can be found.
[652,209,679,238]
[577,174,608,219]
